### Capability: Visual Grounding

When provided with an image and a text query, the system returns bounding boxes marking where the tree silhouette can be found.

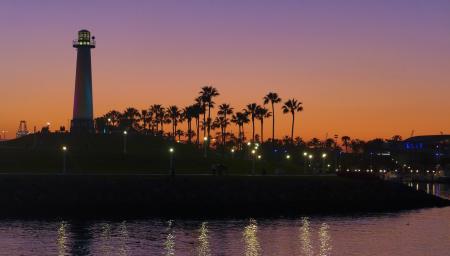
[255,106,271,143]
[167,105,181,139]
[341,136,351,153]
[282,99,303,143]
[218,103,233,145]
[231,111,249,149]
[245,103,259,142]
[198,86,219,139]
[263,92,281,146]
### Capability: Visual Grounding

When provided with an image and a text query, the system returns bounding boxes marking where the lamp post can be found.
[62,146,68,174]
[123,130,128,154]
[231,148,235,159]
[251,149,256,175]
[203,136,208,158]
[303,152,308,170]
[321,153,327,173]
[169,147,175,176]
[308,154,313,171]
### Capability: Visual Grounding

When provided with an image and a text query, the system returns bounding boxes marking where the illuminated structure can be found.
[70,30,95,133]
[16,120,29,138]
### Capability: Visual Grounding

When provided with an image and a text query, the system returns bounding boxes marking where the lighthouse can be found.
[70,29,95,134]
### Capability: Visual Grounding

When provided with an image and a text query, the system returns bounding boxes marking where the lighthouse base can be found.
[70,119,94,134]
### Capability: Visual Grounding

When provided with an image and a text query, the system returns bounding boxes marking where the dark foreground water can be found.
[0,183,448,256]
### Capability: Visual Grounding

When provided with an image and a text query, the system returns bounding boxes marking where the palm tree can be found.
[191,103,202,145]
[167,105,180,139]
[231,111,250,149]
[104,110,121,127]
[255,106,271,143]
[213,116,229,146]
[282,99,304,142]
[245,103,259,142]
[263,92,281,145]
[341,136,351,153]
[150,104,164,133]
[183,105,195,143]
[121,107,141,131]
[198,86,219,139]
[140,109,153,134]
[218,103,233,145]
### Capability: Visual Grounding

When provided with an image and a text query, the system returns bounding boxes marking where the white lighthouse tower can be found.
[70,29,95,133]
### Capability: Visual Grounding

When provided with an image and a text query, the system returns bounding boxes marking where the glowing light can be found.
[308,154,313,159]
[62,146,67,151]
[123,130,127,135]
[247,142,251,146]
[286,154,291,159]
[203,136,208,141]
[257,155,262,159]
[251,150,256,154]
[321,153,327,158]
[169,148,174,153]
[303,152,308,156]
[231,149,235,153]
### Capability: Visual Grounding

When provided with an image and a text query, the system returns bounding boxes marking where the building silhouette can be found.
[71,29,95,133]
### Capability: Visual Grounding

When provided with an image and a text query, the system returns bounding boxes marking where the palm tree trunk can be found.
[272,102,275,145]
[207,104,211,138]
[260,119,264,143]
[252,117,255,142]
[202,107,206,139]
[291,112,295,142]
[196,117,200,145]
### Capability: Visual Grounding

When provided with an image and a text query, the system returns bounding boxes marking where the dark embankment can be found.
[0,175,447,218]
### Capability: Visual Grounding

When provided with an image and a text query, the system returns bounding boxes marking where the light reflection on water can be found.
[0,207,449,255]
[408,182,450,199]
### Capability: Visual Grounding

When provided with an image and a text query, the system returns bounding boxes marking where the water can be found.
[0,183,448,256]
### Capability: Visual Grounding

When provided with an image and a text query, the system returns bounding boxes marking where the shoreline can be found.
[0,175,447,218]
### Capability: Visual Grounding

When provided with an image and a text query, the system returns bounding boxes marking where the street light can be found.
[169,147,175,176]
[231,148,235,159]
[203,136,208,158]
[251,149,256,175]
[123,130,128,154]
[321,153,327,173]
[62,146,68,174]
[286,154,291,159]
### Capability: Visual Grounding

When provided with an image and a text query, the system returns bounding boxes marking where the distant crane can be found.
[16,120,29,138]
[410,130,415,137]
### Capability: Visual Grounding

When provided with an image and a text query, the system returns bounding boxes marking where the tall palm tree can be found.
[140,109,153,134]
[191,103,202,145]
[150,104,164,133]
[218,103,233,145]
[245,103,259,142]
[231,111,250,149]
[104,110,121,127]
[282,99,303,142]
[183,105,195,143]
[121,107,141,131]
[255,106,271,143]
[341,136,351,153]
[263,92,281,145]
[167,105,180,139]
[198,86,219,139]
[213,116,229,146]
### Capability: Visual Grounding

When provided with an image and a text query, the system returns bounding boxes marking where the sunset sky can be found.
[1,0,449,141]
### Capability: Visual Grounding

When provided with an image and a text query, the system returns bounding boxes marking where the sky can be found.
[1,0,450,141]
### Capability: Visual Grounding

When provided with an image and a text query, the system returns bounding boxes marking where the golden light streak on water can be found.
[119,221,130,256]
[57,221,68,256]
[197,222,211,256]
[243,219,260,256]
[299,217,314,256]
[99,223,112,255]
[318,223,332,256]
[165,220,175,256]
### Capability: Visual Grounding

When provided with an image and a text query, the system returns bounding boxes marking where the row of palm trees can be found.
[95,86,306,146]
